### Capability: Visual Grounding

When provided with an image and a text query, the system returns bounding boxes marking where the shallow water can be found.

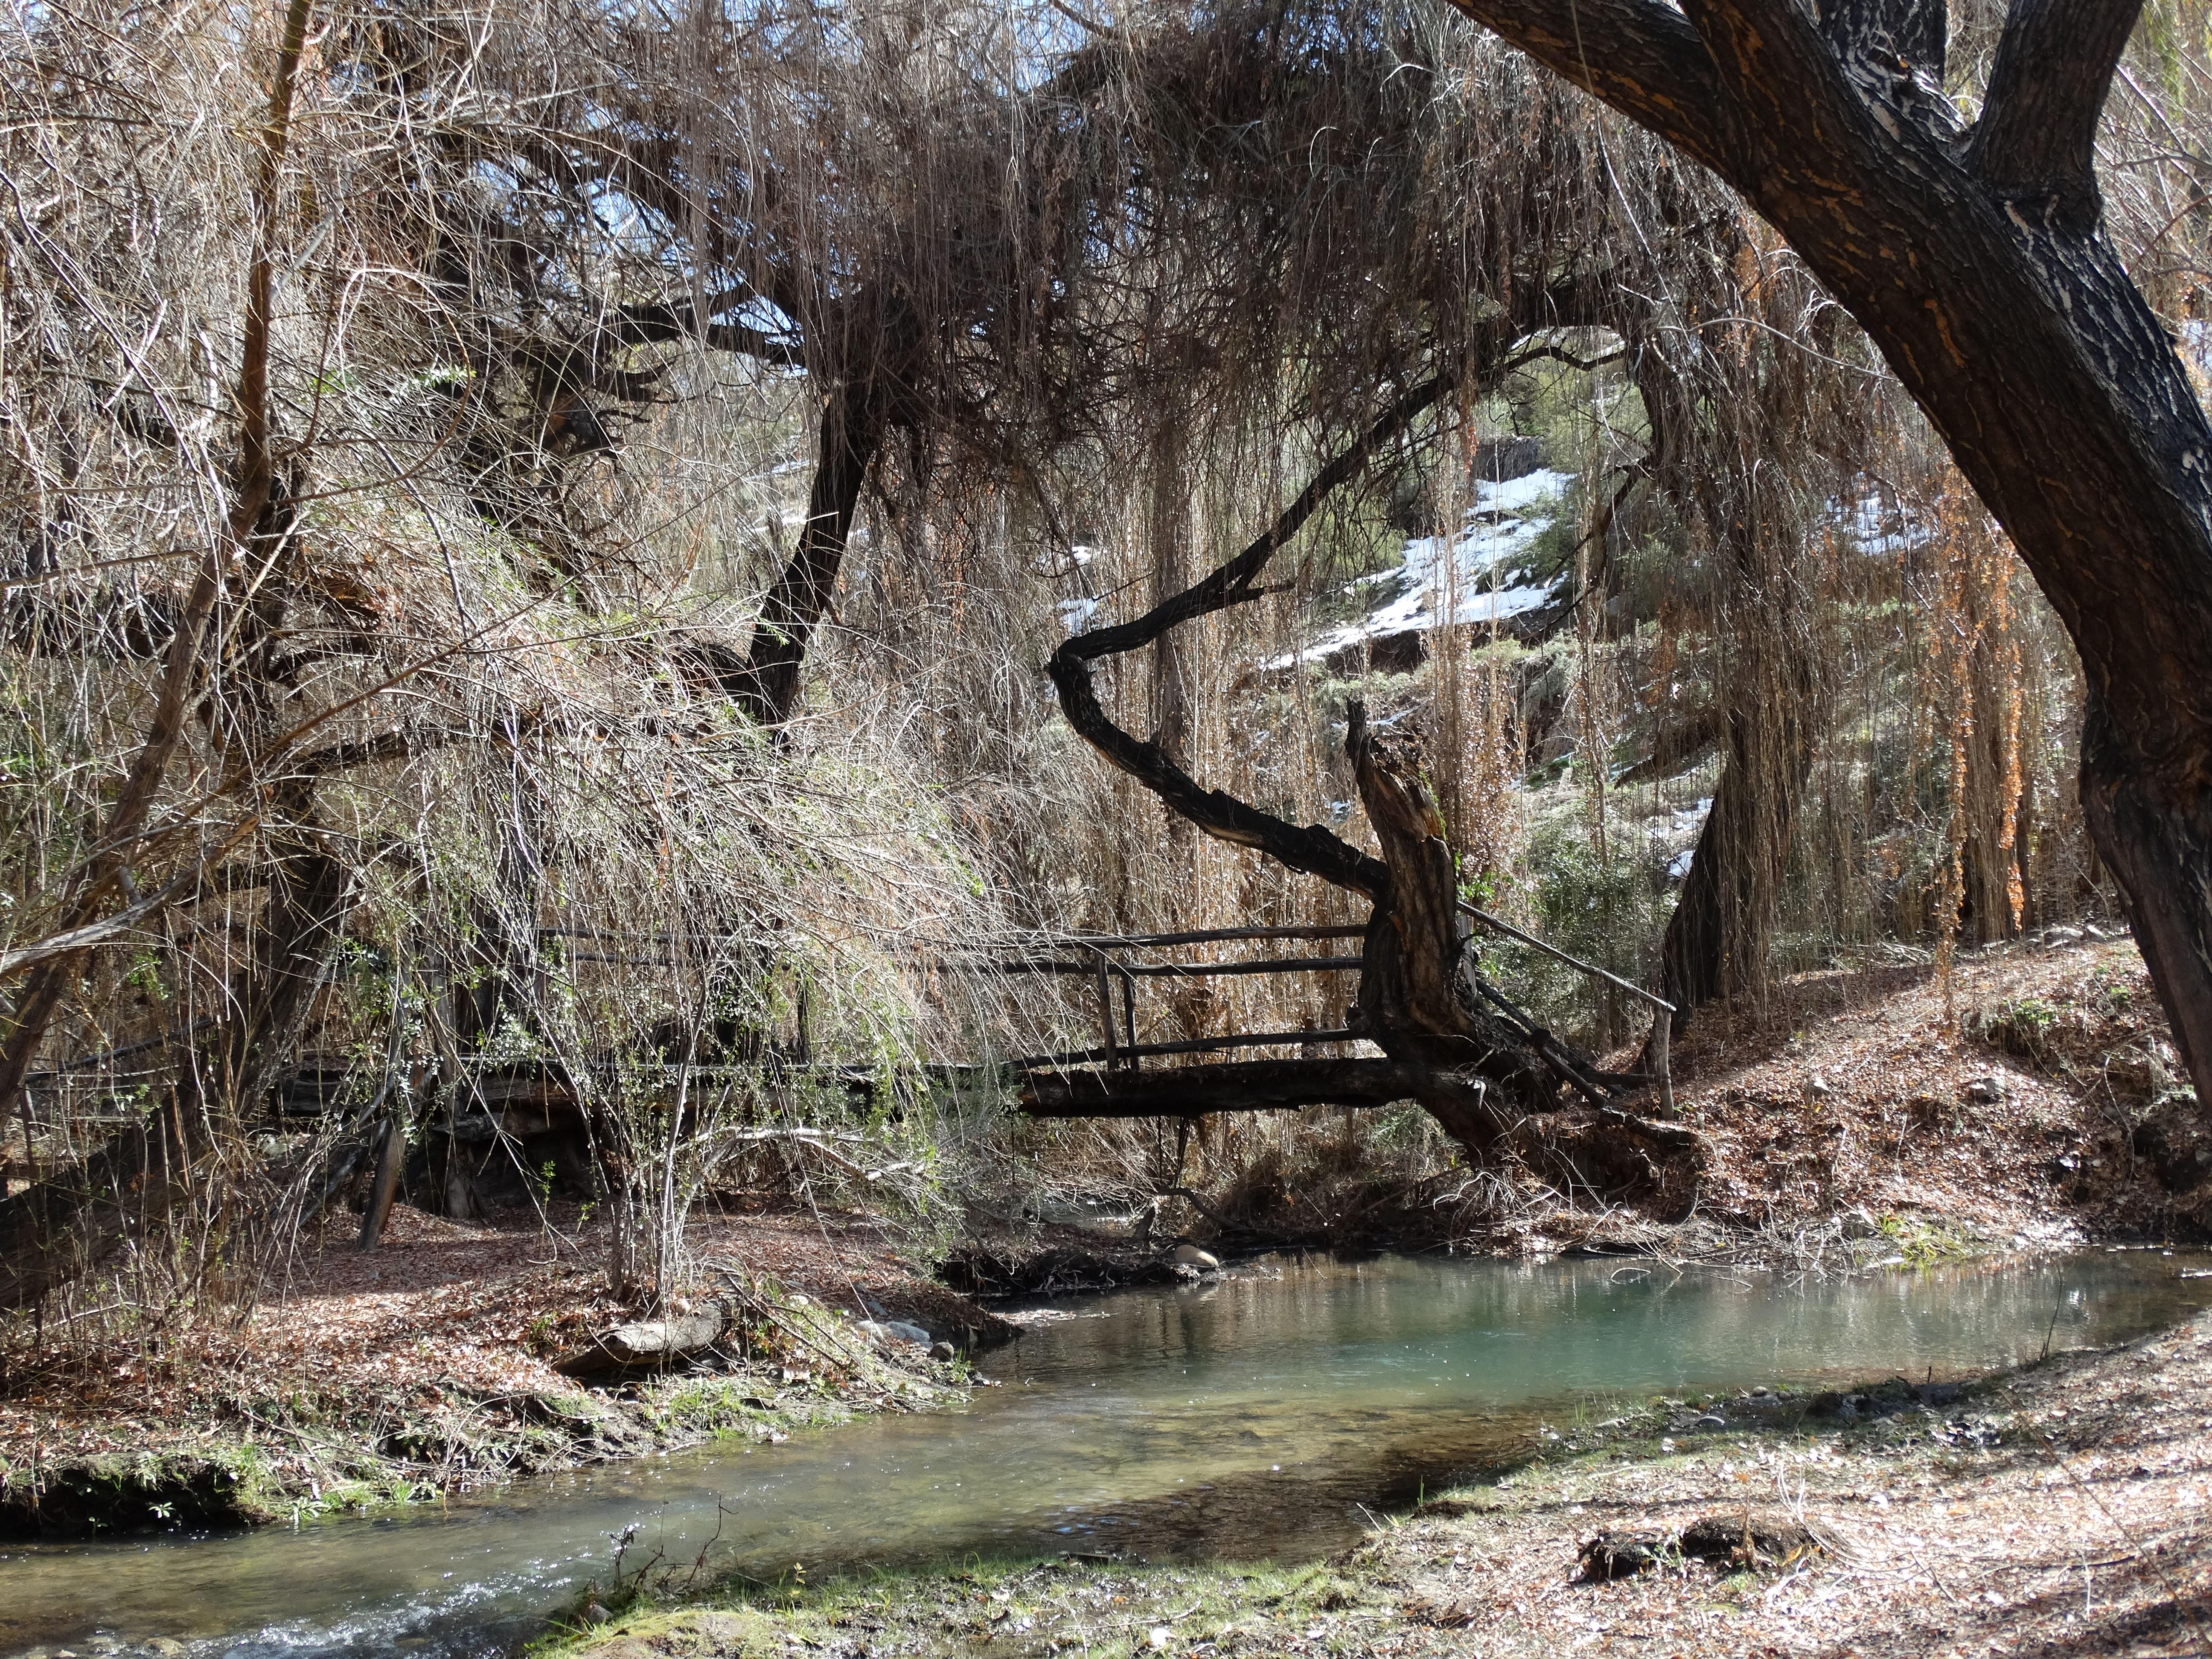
[6,1248,2210,1657]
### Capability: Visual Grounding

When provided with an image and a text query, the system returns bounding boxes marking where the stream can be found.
[6,1248,2211,1657]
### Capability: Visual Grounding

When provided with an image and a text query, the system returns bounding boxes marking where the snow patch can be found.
[1267,467,1572,669]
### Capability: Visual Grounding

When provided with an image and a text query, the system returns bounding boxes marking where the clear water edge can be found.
[4,1248,2209,1658]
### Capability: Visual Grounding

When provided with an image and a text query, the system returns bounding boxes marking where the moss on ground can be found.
[537,1556,1388,1659]
[0,1355,950,1538]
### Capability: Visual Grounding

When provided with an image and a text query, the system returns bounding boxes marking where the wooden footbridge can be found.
[17,906,1674,1230]
[989,903,1673,1121]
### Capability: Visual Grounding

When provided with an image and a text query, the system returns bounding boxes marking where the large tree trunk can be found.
[729,378,887,727]
[1446,0,2212,1114]
[1660,654,1819,1021]
[2082,697,2212,1106]
[1345,703,1554,1139]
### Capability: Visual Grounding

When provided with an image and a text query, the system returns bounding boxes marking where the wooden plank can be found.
[1027,924,1368,949]
[1013,1029,1360,1070]
[993,955,1364,978]
[1649,1004,1675,1115]
[1093,957,1118,1070]
[1019,1057,1438,1119]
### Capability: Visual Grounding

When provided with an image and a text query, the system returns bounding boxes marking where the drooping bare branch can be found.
[1048,372,1467,898]
[0,0,320,1121]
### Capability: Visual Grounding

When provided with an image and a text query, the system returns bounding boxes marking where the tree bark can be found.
[1344,701,1556,1139]
[1442,0,2212,1112]
[725,378,888,727]
[1659,648,1820,1020]
[357,1110,407,1250]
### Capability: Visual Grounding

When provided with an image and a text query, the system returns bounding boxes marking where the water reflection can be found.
[4,1249,2206,1657]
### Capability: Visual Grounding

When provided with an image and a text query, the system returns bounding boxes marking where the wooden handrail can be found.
[1031,924,1368,949]
[1456,900,1673,1012]
[1014,1028,1360,1070]
[1458,899,1675,1115]
[995,954,1364,978]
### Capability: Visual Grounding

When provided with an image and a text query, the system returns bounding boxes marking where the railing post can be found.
[1649,1003,1674,1118]
[1092,951,1118,1071]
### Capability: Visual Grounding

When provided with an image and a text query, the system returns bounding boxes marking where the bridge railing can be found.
[980,911,1676,1113]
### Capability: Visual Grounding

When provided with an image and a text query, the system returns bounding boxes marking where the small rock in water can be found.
[930,1339,958,1361]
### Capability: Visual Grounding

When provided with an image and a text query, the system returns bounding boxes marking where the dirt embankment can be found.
[1609,932,2206,1249]
[0,1201,1008,1537]
[555,1301,2212,1658]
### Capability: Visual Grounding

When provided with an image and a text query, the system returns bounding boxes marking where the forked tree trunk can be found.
[1345,703,1552,1136]
[1344,703,1703,1194]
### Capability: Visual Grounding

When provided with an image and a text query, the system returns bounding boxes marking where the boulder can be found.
[1171,1243,1221,1271]
[1470,433,1546,483]
[857,1318,932,1349]
[555,1302,730,1377]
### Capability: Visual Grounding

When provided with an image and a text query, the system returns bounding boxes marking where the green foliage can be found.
[1488,824,1668,1047]
[1874,1213,1973,1268]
